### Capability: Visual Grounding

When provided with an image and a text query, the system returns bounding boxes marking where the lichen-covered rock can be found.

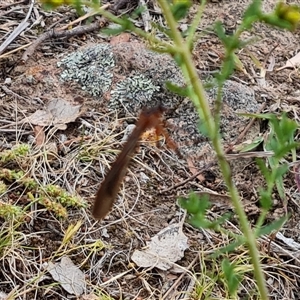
[168,80,259,149]
[58,42,259,166]
[58,42,185,116]
[58,44,115,97]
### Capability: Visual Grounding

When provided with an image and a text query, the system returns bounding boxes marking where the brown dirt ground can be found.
[0,0,300,299]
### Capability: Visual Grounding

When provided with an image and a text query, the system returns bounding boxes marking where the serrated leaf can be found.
[274,164,289,181]
[188,216,212,229]
[256,216,288,236]
[259,188,272,210]
[256,158,271,181]
[178,193,202,215]
[179,192,210,215]
[222,259,241,296]
[171,1,191,21]
[243,0,262,19]
[210,238,245,258]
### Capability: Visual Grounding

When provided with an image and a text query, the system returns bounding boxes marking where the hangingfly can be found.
[92,106,179,220]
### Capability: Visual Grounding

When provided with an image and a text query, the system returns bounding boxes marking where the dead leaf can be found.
[47,98,82,129]
[187,157,205,182]
[33,125,45,146]
[277,51,300,71]
[25,98,82,130]
[110,33,131,45]
[131,223,188,271]
[25,109,52,127]
[47,256,86,296]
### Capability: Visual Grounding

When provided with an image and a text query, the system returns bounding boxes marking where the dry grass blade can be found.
[0,0,34,55]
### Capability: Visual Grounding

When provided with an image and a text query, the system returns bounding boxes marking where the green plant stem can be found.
[186,0,206,47]
[93,4,176,53]
[87,0,269,297]
[157,0,269,298]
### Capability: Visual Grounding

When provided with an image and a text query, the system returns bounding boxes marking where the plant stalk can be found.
[157,0,269,298]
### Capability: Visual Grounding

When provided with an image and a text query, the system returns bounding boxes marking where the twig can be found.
[0,6,26,18]
[0,43,31,59]
[0,0,34,55]
[0,0,26,9]
[22,19,107,62]
[262,43,278,71]
[113,0,138,11]
[58,4,110,31]
[159,161,216,194]
[1,85,32,104]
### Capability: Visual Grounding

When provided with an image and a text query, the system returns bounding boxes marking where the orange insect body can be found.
[93,106,170,220]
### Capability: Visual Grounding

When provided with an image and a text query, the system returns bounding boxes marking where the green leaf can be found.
[214,21,226,43]
[258,188,272,210]
[256,158,271,182]
[243,0,262,19]
[180,193,232,230]
[255,216,288,236]
[101,17,134,35]
[274,164,289,181]
[171,1,191,21]
[240,112,276,120]
[236,136,263,152]
[222,259,242,297]
[261,14,294,31]
[178,192,208,215]
[132,5,146,19]
[216,53,236,81]
[274,3,300,31]
[189,211,231,230]
[173,53,185,66]
[73,0,84,15]
[279,114,298,137]
[210,237,244,258]
[188,215,212,229]
[198,120,210,138]
[273,142,299,159]
[151,22,173,38]
[178,193,207,214]
[275,178,285,200]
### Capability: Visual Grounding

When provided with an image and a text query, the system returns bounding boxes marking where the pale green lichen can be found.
[58,43,186,115]
[58,44,115,97]
[109,73,160,112]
